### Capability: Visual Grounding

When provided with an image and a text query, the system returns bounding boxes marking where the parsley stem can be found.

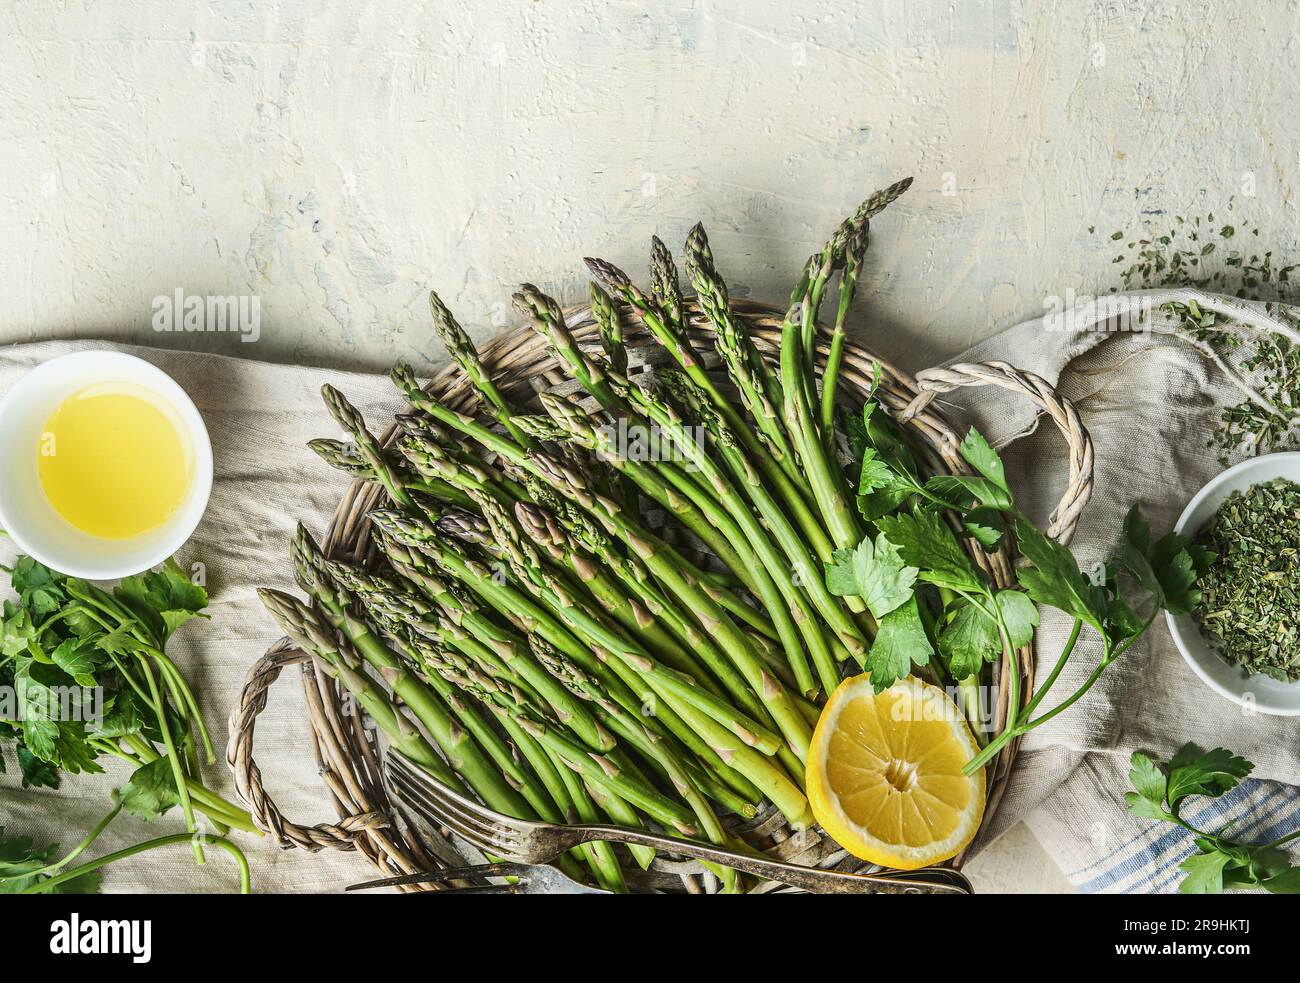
[1266,828,1300,849]
[1023,651,1112,730]
[989,593,1019,734]
[21,833,251,895]
[139,657,205,865]
[1020,619,1083,719]
[149,648,216,763]
[36,804,123,876]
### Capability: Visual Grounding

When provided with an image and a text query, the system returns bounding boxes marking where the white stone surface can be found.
[6,0,1300,375]
[4,0,1294,893]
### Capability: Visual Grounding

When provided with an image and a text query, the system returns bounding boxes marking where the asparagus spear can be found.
[422,645,700,836]
[285,535,542,817]
[374,507,810,827]
[320,384,415,508]
[649,235,686,333]
[656,370,868,681]
[589,282,628,376]
[530,390,824,691]
[428,289,537,450]
[468,485,786,754]
[685,222,800,484]
[537,387,826,696]
[530,636,742,893]
[377,526,763,815]
[307,437,476,509]
[818,226,868,447]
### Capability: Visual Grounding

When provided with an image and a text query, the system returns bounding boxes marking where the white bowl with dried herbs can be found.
[1168,452,1300,715]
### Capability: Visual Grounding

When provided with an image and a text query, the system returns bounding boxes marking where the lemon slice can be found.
[806,675,985,870]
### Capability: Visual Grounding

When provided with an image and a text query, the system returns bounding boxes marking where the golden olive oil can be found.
[38,382,194,539]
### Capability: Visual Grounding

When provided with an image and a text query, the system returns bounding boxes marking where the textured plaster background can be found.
[5,0,1300,893]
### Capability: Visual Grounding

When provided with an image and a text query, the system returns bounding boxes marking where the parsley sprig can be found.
[0,816,251,894]
[0,555,259,877]
[1125,743,1300,893]
[828,398,1211,774]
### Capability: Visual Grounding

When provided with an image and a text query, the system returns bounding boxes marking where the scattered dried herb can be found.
[1191,478,1300,681]
[1103,205,1300,463]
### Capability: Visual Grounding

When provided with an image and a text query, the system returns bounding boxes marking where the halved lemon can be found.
[806,675,985,870]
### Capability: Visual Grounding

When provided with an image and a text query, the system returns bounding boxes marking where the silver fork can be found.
[386,753,974,895]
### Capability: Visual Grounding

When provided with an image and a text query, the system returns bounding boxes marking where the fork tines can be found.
[386,752,530,860]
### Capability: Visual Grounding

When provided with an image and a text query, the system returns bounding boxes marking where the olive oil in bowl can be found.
[38,382,195,540]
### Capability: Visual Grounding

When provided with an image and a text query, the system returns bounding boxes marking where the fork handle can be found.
[568,825,972,895]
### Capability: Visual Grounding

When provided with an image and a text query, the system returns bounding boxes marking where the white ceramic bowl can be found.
[0,351,213,580]
[1166,452,1300,716]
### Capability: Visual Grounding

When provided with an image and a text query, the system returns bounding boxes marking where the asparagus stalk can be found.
[533,389,822,700]
[426,648,701,836]
[649,235,686,333]
[468,485,786,755]
[685,222,800,484]
[377,527,763,814]
[512,284,764,593]
[307,437,476,509]
[604,374,854,696]
[818,226,868,447]
[531,636,742,892]
[656,371,868,668]
[376,502,785,761]
[373,508,810,826]
[589,282,628,375]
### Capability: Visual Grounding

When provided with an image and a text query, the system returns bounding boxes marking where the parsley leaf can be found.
[117,757,183,821]
[876,510,985,593]
[864,598,933,691]
[963,506,1006,549]
[825,534,918,619]
[1166,743,1253,809]
[958,428,1009,493]
[1114,506,1210,616]
[997,590,1040,649]
[938,592,1038,679]
[1012,518,1108,634]
[939,604,999,680]
[115,558,209,644]
[0,829,101,895]
[1178,851,1234,894]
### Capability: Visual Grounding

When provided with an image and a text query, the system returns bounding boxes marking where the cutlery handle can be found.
[572,825,972,895]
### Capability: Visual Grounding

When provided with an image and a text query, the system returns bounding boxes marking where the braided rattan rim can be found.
[228,298,1094,889]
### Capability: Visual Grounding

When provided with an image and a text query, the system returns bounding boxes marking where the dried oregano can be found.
[1191,478,1300,682]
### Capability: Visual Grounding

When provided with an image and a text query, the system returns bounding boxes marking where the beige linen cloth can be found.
[0,289,1296,893]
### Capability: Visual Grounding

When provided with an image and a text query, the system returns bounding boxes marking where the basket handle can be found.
[901,360,1093,544]
[227,638,389,852]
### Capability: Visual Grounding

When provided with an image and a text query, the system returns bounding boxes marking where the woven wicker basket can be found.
[228,297,1093,892]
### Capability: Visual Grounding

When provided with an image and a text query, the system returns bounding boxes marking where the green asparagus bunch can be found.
[265,178,1041,891]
